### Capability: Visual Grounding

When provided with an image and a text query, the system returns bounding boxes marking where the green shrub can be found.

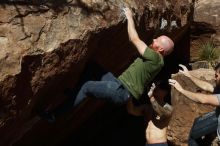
[199,40,218,61]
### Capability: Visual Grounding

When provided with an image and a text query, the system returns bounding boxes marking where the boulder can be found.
[0,0,193,145]
[168,68,216,145]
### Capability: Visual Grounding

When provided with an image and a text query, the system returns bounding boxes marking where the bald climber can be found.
[41,8,174,123]
[73,8,174,106]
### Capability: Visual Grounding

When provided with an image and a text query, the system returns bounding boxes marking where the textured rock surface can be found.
[194,0,220,28]
[168,69,216,145]
[0,0,193,145]
[190,0,220,62]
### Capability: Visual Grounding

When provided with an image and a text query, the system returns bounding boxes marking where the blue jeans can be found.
[74,72,131,106]
[188,110,218,146]
[47,72,130,119]
[145,143,168,146]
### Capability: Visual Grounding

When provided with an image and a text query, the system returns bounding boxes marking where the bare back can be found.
[146,109,170,144]
[126,98,172,144]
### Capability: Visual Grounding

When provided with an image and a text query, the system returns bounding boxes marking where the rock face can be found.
[0,0,193,145]
[168,68,216,145]
[190,0,220,62]
[194,0,220,28]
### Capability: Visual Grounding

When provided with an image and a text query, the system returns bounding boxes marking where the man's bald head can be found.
[157,35,174,56]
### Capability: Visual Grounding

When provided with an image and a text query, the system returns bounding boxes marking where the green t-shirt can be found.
[118,47,164,100]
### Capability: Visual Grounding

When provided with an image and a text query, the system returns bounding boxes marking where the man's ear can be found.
[158,47,165,55]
